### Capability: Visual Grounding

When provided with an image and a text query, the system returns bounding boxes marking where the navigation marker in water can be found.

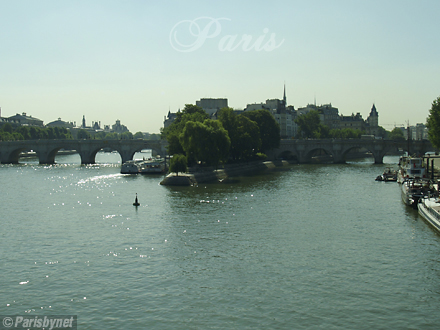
[133,193,140,207]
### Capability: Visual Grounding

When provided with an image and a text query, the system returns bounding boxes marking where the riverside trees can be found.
[0,124,73,141]
[161,105,281,167]
[294,109,372,139]
[427,96,440,149]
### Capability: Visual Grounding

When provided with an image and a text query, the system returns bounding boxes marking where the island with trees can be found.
[161,104,281,185]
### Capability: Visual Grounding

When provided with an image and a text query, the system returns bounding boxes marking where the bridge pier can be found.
[119,149,136,164]
[331,150,346,164]
[35,146,60,164]
[332,156,346,164]
[1,149,25,164]
[78,150,98,164]
[372,152,384,164]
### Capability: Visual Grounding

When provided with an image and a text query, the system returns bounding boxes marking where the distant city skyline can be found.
[1,0,439,133]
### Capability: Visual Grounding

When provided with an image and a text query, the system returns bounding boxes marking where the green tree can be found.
[169,154,187,176]
[15,126,31,140]
[427,96,440,149]
[313,124,330,139]
[149,133,161,140]
[0,131,13,141]
[120,132,133,140]
[180,119,230,167]
[29,126,38,139]
[47,127,55,139]
[203,119,231,167]
[162,104,209,155]
[13,132,24,140]
[218,107,240,160]
[295,110,322,138]
[77,129,91,139]
[133,131,144,139]
[2,123,13,133]
[376,126,388,139]
[104,132,119,140]
[242,109,280,152]
[388,127,405,141]
[329,128,363,139]
[93,131,107,139]
[235,115,261,161]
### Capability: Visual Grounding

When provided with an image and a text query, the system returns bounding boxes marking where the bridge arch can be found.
[77,146,106,164]
[269,139,436,164]
[304,147,334,163]
[0,139,169,164]
[3,146,29,164]
[277,150,299,162]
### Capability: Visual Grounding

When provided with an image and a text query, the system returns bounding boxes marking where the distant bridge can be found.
[0,139,168,164]
[267,139,437,164]
[0,138,436,165]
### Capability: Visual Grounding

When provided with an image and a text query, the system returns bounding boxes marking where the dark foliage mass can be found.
[427,96,440,149]
[0,124,73,141]
[161,105,280,167]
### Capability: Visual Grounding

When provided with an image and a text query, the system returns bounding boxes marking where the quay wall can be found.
[160,160,290,186]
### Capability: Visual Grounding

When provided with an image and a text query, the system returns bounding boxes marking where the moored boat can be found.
[121,158,166,174]
[401,179,436,209]
[121,159,144,174]
[375,167,397,182]
[138,158,166,174]
[397,156,427,183]
[418,197,440,233]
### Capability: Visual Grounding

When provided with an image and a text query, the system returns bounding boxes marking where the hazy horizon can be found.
[1,0,439,133]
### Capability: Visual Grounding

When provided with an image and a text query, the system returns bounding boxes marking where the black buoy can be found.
[133,193,140,206]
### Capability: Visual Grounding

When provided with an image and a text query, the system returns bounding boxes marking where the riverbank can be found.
[160,160,291,186]
[19,150,78,158]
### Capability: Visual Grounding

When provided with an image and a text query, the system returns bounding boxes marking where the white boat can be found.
[418,197,440,233]
[121,159,144,174]
[397,156,427,183]
[138,158,166,174]
[121,158,166,174]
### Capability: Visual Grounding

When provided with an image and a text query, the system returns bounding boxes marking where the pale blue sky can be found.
[1,0,439,133]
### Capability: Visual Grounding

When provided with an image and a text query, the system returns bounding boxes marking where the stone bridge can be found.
[267,139,437,164]
[0,139,168,164]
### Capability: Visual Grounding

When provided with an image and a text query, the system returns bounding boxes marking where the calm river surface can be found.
[1,153,440,329]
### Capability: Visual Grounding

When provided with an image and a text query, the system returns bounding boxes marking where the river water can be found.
[1,153,440,329]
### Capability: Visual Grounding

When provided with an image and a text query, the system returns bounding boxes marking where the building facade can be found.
[7,113,44,127]
[196,98,228,117]
[46,118,74,129]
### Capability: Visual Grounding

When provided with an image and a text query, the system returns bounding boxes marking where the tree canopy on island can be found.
[161,105,280,168]
[169,154,187,176]
[242,109,280,151]
[180,119,230,167]
[218,108,261,161]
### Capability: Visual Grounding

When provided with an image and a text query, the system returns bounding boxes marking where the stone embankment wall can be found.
[160,160,290,186]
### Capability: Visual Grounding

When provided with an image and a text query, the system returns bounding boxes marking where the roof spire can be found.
[283,82,286,105]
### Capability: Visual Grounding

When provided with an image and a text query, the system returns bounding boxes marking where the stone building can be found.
[339,112,365,130]
[365,104,379,135]
[46,118,74,129]
[196,98,228,117]
[164,110,179,129]
[7,113,44,127]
